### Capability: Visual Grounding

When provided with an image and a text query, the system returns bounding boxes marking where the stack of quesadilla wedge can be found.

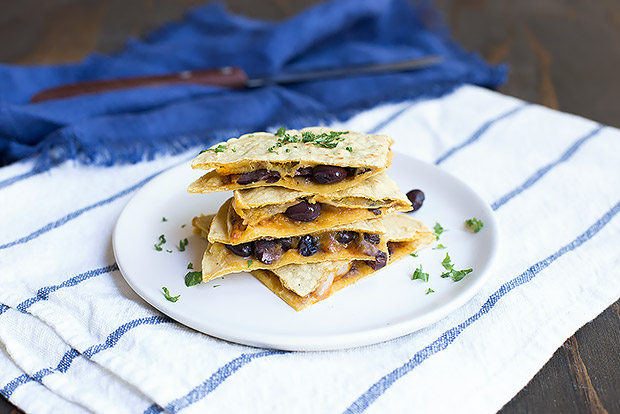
[189,127,434,310]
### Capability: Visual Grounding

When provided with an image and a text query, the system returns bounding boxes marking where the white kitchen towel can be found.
[1,84,619,414]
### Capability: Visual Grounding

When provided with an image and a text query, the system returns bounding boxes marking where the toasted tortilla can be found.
[208,198,386,244]
[252,214,434,310]
[192,213,388,281]
[188,127,393,193]
[232,172,412,225]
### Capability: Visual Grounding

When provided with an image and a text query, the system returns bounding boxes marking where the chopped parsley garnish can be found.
[440,253,473,281]
[269,127,349,153]
[285,148,291,153]
[433,244,447,250]
[162,287,180,302]
[162,217,167,222]
[426,288,435,295]
[247,260,253,268]
[451,268,473,282]
[184,271,202,287]
[410,252,418,257]
[433,222,445,240]
[465,218,484,233]
[178,238,188,252]
[411,265,429,282]
[181,224,187,228]
[441,253,453,272]
[187,262,193,269]
[154,234,167,251]
[231,148,237,152]
[207,144,227,153]
[346,146,353,152]
[213,285,220,288]
[267,147,278,154]
[166,249,172,253]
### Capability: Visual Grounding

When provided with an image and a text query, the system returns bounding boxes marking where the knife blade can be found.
[29,55,442,103]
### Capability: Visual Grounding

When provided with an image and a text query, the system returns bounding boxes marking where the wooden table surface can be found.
[1,0,618,413]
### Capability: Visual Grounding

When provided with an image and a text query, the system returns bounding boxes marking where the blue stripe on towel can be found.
[491,124,604,211]
[0,171,161,250]
[0,170,40,191]
[15,264,118,312]
[435,104,529,165]
[143,350,286,414]
[0,315,173,398]
[342,197,620,413]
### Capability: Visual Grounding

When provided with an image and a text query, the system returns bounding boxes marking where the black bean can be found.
[279,237,295,251]
[387,243,395,256]
[336,231,358,244]
[285,201,322,221]
[254,240,283,264]
[295,167,313,176]
[364,233,381,244]
[406,189,425,212]
[369,208,381,215]
[366,251,388,270]
[345,167,357,176]
[237,169,281,185]
[311,165,348,184]
[298,235,319,256]
[224,242,253,258]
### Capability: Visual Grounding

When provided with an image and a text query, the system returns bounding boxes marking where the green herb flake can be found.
[426,288,435,295]
[267,147,278,154]
[275,126,286,137]
[433,222,445,240]
[248,134,255,137]
[433,244,447,250]
[184,271,202,287]
[441,253,453,271]
[162,286,180,302]
[465,218,484,233]
[410,252,418,257]
[207,144,227,153]
[166,249,172,253]
[346,146,353,152]
[199,150,207,155]
[231,148,236,152]
[411,265,429,282]
[162,217,167,222]
[181,224,187,228]
[178,238,189,252]
[154,234,167,251]
[451,268,473,282]
[187,262,193,269]
[285,148,291,153]
[213,285,221,288]
[247,260,253,268]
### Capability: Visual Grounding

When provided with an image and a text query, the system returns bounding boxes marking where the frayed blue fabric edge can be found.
[28,80,471,173]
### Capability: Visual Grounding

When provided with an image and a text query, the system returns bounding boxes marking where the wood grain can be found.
[564,336,608,414]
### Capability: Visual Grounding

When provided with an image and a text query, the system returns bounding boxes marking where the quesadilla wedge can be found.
[188,127,393,193]
[209,198,387,244]
[192,214,389,281]
[232,172,412,227]
[252,214,435,310]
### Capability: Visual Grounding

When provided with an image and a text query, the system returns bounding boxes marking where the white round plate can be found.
[113,152,498,351]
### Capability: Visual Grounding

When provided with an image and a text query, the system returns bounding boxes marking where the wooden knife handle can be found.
[30,66,248,103]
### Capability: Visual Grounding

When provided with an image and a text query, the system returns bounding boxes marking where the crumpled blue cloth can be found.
[0,0,506,169]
